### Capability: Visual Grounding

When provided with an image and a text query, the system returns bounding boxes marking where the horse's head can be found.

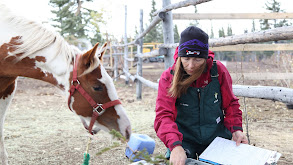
[68,42,131,140]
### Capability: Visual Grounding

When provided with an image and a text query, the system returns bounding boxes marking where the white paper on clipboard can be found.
[199,137,281,165]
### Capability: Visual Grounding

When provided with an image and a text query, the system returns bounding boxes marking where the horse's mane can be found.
[0,3,79,66]
[0,4,101,76]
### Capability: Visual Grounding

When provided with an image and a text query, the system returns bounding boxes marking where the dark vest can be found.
[175,61,232,158]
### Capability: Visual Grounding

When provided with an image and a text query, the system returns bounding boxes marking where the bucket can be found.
[125,133,155,162]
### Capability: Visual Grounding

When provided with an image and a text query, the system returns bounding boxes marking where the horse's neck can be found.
[0,43,73,93]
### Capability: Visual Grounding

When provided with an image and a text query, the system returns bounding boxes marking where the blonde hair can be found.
[168,57,206,98]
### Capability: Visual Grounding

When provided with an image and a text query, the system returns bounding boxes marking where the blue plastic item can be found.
[125,133,156,162]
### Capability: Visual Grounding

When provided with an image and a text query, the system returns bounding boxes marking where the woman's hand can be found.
[232,130,248,146]
[170,146,187,165]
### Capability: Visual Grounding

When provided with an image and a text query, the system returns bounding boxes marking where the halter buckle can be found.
[93,104,105,116]
[71,79,80,85]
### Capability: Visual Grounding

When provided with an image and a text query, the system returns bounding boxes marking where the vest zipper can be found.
[197,89,201,100]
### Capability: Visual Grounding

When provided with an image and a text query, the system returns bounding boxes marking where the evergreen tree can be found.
[260,19,271,30]
[251,20,256,32]
[49,0,105,45]
[259,0,290,59]
[227,25,233,36]
[217,27,236,61]
[226,26,234,61]
[174,24,180,43]
[260,0,290,30]
[218,27,225,37]
[88,10,105,45]
[50,0,89,38]
[134,26,139,38]
[50,0,75,36]
[144,0,163,43]
[216,27,226,61]
[210,25,214,39]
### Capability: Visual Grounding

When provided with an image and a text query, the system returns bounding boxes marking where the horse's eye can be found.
[86,62,91,68]
[93,86,103,91]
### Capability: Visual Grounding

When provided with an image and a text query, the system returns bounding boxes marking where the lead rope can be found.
[82,137,91,165]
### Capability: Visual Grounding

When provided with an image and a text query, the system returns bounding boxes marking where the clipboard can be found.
[199,137,281,165]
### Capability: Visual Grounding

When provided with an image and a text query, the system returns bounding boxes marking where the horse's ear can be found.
[83,42,99,66]
[98,42,108,63]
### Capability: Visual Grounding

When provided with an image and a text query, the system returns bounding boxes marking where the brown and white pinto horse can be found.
[0,4,131,164]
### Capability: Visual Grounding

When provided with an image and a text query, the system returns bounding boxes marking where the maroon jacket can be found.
[154,47,243,151]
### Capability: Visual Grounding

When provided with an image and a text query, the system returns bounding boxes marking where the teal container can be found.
[125,133,155,162]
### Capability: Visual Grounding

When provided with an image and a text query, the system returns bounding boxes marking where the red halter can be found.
[68,54,121,135]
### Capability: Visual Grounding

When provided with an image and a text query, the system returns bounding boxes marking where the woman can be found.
[154,26,248,165]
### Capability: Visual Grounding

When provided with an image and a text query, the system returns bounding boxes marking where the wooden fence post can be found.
[161,0,175,69]
[113,46,118,81]
[109,42,113,68]
[124,5,129,84]
[130,38,133,68]
[136,9,143,100]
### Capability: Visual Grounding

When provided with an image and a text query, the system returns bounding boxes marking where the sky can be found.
[1,0,293,41]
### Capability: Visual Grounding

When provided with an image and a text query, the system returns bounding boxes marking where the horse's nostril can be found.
[126,131,130,140]
[126,126,131,140]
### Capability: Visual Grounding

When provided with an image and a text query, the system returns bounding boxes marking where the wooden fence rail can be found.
[230,73,293,80]
[173,13,293,20]
[105,43,293,60]
[210,26,293,47]
[233,85,293,105]
[159,26,293,48]
[122,77,293,105]
[211,43,293,51]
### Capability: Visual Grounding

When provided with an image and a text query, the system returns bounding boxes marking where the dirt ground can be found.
[4,60,293,165]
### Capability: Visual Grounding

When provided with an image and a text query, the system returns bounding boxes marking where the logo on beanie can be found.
[186,50,200,55]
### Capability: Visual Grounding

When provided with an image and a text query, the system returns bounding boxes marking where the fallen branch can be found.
[152,0,213,16]
[159,26,293,48]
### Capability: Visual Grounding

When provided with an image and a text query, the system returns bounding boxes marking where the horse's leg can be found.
[0,77,17,165]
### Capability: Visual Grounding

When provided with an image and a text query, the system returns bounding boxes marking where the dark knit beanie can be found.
[178,26,209,59]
